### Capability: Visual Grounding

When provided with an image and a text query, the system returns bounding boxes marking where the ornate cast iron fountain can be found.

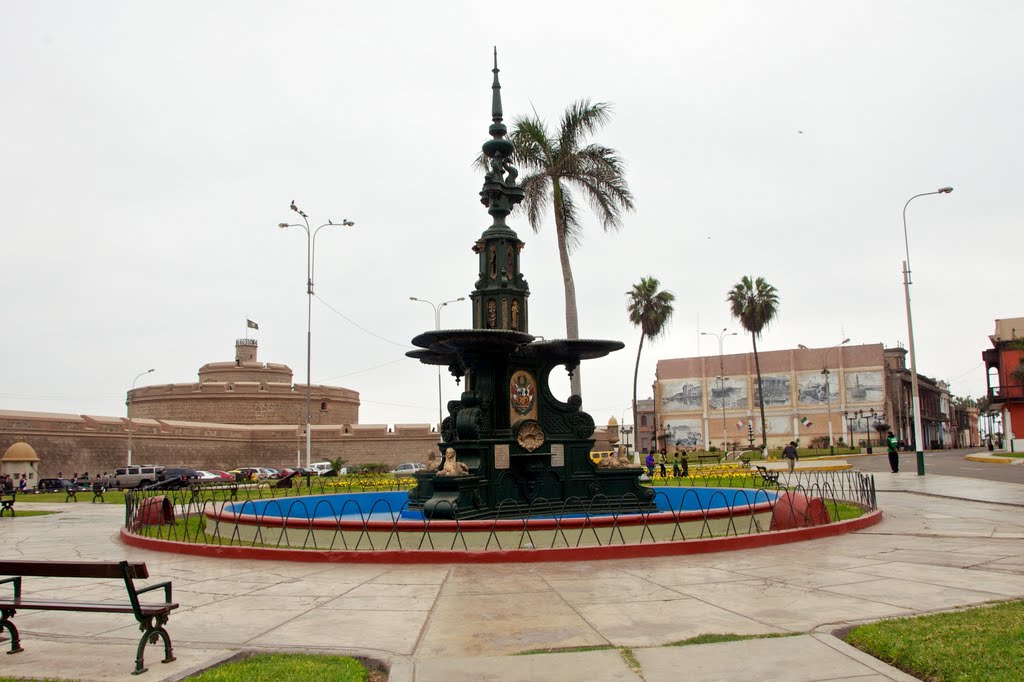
[406,53,654,519]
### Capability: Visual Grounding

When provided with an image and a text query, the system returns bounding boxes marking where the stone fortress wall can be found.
[127,338,359,426]
[0,338,615,477]
[0,410,440,477]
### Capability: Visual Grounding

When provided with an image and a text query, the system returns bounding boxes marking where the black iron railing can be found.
[123,471,877,552]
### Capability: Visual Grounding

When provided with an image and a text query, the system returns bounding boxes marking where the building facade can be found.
[983,316,1024,452]
[653,343,954,451]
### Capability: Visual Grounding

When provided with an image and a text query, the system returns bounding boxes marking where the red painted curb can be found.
[119,508,883,564]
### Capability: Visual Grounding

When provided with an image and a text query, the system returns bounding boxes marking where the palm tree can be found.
[726,276,780,455]
[508,100,635,396]
[627,277,675,437]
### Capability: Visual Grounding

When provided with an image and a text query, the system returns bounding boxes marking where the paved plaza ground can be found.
[2,459,1023,681]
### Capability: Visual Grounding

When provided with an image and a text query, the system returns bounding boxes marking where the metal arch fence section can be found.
[123,471,877,553]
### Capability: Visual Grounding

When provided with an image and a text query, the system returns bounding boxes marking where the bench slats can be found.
[0,599,177,615]
[0,561,149,580]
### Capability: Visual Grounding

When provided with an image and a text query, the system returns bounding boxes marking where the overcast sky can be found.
[2,1,1021,428]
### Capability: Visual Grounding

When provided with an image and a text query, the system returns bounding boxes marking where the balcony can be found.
[989,383,1024,403]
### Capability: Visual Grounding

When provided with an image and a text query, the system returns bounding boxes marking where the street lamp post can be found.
[127,368,155,466]
[858,408,877,453]
[410,296,466,428]
[701,328,737,453]
[798,339,849,454]
[902,187,953,475]
[843,410,857,449]
[279,202,355,470]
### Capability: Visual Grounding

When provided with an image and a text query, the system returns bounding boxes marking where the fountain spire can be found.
[473,49,529,332]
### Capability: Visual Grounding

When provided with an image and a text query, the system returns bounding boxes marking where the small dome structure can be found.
[607,416,618,425]
[2,441,39,462]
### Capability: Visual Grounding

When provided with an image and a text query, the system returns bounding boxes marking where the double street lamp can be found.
[798,339,849,454]
[858,408,878,454]
[279,202,355,470]
[902,187,953,475]
[409,296,466,428]
[701,328,737,452]
[127,368,155,466]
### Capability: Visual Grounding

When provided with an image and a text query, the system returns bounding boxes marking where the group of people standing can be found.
[1,473,28,492]
[644,450,689,478]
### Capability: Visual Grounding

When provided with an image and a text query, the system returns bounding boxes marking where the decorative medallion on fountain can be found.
[405,51,654,519]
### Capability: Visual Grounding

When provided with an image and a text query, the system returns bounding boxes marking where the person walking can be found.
[886,431,899,473]
[782,441,799,473]
[645,451,655,478]
[658,450,667,479]
[672,452,681,478]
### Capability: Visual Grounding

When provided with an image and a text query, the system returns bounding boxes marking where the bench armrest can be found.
[0,575,22,601]
[135,581,173,602]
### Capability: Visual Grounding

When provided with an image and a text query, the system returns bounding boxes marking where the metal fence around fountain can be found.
[123,471,877,552]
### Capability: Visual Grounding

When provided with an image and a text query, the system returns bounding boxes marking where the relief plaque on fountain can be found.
[406,53,655,519]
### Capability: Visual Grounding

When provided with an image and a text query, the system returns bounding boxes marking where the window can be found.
[641,416,647,426]
[320,401,328,411]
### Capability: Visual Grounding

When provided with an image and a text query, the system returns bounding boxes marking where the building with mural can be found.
[652,343,955,451]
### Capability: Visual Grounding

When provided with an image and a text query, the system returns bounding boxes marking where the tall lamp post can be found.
[410,296,466,428]
[701,328,737,452]
[127,368,154,466]
[279,202,355,470]
[798,339,849,454]
[903,187,952,475]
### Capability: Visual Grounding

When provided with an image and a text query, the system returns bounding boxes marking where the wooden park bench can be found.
[0,560,178,675]
[91,481,106,503]
[697,454,721,465]
[0,491,15,517]
[755,465,780,486]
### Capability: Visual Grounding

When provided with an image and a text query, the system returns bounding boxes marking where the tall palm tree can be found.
[627,277,675,441]
[509,100,635,396]
[726,276,780,455]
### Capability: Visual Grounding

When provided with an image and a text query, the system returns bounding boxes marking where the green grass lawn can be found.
[846,600,1024,681]
[0,509,57,518]
[16,490,126,504]
[185,653,374,682]
[0,654,378,682]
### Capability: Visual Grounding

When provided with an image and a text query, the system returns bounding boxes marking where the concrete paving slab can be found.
[413,649,636,682]
[576,596,783,647]
[635,634,918,682]
[245,606,430,653]
[847,560,1024,596]
[0,636,231,682]
[416,591,606,657]
[669,579,913,631]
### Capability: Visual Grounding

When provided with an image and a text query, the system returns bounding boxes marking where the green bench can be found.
[0,560,178,675]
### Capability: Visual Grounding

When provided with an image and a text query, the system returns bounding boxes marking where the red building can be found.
[982,317,1024,452]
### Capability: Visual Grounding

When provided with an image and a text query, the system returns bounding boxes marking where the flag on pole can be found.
[800,416,813,428]
[246,319,259,330]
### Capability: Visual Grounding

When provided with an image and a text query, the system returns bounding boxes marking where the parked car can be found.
[207,469,236,482]
[112,465,164,489]
[309,462,335,476]
[36,478,80,493]
[195,470,221,482]
[229,467,273,482]
[159,467,201,483]
[389,462,426,476]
